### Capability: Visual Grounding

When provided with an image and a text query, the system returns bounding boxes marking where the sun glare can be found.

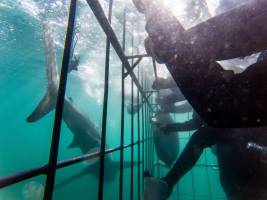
[161,0,186,17]
[159,0,220,28]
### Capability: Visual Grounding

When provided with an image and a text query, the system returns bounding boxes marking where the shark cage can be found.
[0,0,225,200]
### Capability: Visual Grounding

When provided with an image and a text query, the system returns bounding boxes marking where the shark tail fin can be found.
[27,90,56,122]
[26,22,59,123]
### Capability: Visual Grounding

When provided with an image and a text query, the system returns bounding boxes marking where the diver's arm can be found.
[162,92,185,104]
[172,102,192,113]
[161,102,192,114]
[160,118,201,133]
[161,111,202,132]
[142,0,267,64]
[162,128,217,190]
[152,77,177,90]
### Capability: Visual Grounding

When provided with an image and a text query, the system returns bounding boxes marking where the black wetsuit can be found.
[144,0,267,127]
[162,127,267,200]
[160,102,192,114]
[161,111,203,132]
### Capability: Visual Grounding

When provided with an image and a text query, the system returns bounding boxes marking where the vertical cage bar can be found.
[147,98,150,172]
[150,108,154,174]
[145,85,149,172]
[145,100,148,171]
[131,78,134,200]
[191,168,196,200]
[188,114,196,200]
[152,58,158,80]
[97,0,113,199]
[130,52,134,200]
[149,102,152,172]
[43,0,77,199]
[119,8,126,200]
[137,65,141,199]
[150,104,152,171]
[204,150,212,200]
[141,68,145,189]
[130,35,134,200]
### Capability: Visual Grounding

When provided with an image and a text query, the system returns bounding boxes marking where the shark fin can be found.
[26,22,59,123]
[27,90,56,122]
[68,137,80,148]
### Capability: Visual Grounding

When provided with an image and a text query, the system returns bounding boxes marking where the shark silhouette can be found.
[27,22,135,187]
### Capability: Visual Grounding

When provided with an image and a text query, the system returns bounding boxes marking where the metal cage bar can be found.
[0,1,159,200]
[44,0,77,199]
[86,0,152,110]
[119,7,126,200]
[0,138,152,189]
[137,65,141,200]
[130,69,134,200]
[97,0,113,199]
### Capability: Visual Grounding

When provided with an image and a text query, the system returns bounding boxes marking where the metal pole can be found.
[131,76,134,200]
[44,0,77,199]
[126,54,149,59]
[86,0,152,109]
[119,8,126,200]
[204,150,212,200]
[97,0,113,199]
[145,79,149,172]
[141,68,145,190]
[130,34,134,200]
[137,65,141,199]
[152,58,158,80]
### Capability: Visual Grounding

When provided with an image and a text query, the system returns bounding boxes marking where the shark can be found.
[27,22,134,187]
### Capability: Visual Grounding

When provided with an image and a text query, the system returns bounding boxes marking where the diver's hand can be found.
[145,15,185,64]
[133,0,186,65]
[132,0,161,14]
[144,2,186,65]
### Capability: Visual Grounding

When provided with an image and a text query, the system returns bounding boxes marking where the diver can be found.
[145,78,267,199]
[133,0,267,128]
[152,76,192,113]
[159,101,192,114]
[152,77,185,104]
[143,124,267,200]
[156,111,204,133]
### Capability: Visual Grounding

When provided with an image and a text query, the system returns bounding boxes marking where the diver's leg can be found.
[161,127,214,190]
[141,127,218,199]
